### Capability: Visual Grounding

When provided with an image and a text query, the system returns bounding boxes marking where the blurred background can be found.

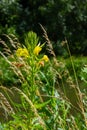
[0,0,87,56]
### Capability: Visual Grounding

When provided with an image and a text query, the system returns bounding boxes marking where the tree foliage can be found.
[0,0,87,55]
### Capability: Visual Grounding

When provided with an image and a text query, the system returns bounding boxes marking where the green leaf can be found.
[34,100,51,109]
[82,67,87,73]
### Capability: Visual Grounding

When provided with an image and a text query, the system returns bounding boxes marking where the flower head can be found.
[33,45,42,55]
[16,48,29,58]
[42,55,49,62]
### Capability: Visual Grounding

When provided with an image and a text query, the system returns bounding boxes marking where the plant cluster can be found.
[0,31,87,130]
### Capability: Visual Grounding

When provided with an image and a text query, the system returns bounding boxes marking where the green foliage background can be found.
[0,0,87,55]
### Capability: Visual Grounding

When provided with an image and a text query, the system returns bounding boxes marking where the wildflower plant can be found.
[14,32,49,104]
[0,32,50,129]
[12,31,50,129]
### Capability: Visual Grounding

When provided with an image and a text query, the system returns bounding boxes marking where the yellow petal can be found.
[33,46,42,55]
[16,48,29,58]
[42,55,49,62]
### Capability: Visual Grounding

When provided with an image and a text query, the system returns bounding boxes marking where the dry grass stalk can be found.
[2,34,20,49]
[40,24,56,57]
[12,87,46,130]
[40,24,86,121]
[0,92,14,115]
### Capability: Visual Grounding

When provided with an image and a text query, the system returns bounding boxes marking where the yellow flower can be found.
[42,55,49,62]
[16,48,29,58]
[33,45,42,55]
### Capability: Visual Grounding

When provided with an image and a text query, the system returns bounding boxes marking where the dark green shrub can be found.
[1,0,87,55]
[0,57,20,87]
[0,0,22,34]
[17,0,87,55]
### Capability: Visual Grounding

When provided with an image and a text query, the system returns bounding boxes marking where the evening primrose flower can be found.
[42,55,49,62]
[33,45,42,55]
[16,48,29,58]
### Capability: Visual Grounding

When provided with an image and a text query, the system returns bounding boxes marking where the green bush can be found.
[0,57,20,87]
[0,0,22,34]
[65,56,87,79]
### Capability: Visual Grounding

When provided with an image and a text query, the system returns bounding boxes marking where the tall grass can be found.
[0,30,87,130]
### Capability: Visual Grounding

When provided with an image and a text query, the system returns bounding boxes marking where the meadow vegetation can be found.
[0,0,87,129]
[0,30,87,130]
